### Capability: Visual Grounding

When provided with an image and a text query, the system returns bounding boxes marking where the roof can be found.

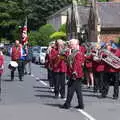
[47,2,120,28]
[97,2,120,28]
[47,5,71,19]
[77,6,90,26]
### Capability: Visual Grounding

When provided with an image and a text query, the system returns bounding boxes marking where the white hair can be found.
[69,39,79,45]
[49,41,55,46]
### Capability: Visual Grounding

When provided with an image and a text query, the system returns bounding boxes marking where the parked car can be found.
[32,46,47,64]
[38,46,47,64]
[32,46,40,63]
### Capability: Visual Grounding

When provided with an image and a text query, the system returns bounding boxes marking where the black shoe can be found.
[24,72,27,75]
[98,95,106,98]
[28,73,31,75]
[75,105,84,109]
[60,104,70,109]
[54,95,59,99]
[113,96,118,100]
[20,79,23,81]
[61,96,65,99]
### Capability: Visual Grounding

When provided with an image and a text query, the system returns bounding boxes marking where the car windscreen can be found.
[32,48,40,53]
[41,48,47,53]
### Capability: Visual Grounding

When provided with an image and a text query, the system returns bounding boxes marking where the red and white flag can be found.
[22,17,28,45]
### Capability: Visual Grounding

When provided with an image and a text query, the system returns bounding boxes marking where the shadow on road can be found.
[82,89,94,93]
[33,86,49,89]
[34,94,55,98]
[2,79,13,82]
[83,94,98,98]
[34,89,51,93]
[39,79,48,81]
[44,103,61,108]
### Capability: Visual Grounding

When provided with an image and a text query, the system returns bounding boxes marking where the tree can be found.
[0,0,24,42]
[0,0,72,42]
[28,31,40,46]
[38,24,56,46]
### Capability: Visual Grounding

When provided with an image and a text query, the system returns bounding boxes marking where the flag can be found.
[22,17,28,45]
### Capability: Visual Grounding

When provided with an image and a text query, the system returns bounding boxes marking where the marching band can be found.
[45,38,120,109]
[0,38,120,110]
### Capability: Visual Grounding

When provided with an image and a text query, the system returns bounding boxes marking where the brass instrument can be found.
[83,42,101,61]
[100,49,120,69]
[91,48,102,61]
[82,42,93,56]
[67,49,79,68]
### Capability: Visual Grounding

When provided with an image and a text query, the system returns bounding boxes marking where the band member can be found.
[92,44,105,93]
[10,40,24,81]
[84,54,94,88]
[24,43,33,75]
[61,39,84,109]
[45,41,55,91]
[52,39,67,99]
[101,43,120,99]
[0,49,4,96]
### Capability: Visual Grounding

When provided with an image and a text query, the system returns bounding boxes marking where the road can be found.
[0,56,120,120]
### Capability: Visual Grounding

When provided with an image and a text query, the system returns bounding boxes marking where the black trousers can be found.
[93,72,104,92]
[48,69,54,87]
[65,78,84,108]
[54,72,65,98]
[11,60,25,81]
[102,72,119,97]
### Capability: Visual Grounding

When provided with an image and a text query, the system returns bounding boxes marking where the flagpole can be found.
[19,25,22,44]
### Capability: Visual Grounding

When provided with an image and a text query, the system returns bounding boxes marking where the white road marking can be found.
[40,80,48,86]
[77,109,96,120]
[35,77,39,80]
[30,74,48,86]
[31,74,34,77]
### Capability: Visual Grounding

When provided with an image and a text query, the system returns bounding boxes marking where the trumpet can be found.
[100,49,120,69]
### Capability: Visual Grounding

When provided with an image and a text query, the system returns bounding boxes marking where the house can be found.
[88,1,120,42]
[47,5,70,31]
[47,0,120,42]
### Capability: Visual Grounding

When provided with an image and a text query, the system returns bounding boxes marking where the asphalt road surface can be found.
[0,56,120,120]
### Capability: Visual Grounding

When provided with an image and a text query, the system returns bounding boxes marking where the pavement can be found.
[0,56,120,120]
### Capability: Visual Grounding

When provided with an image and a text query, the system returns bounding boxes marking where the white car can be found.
[38,46,47,64]
[32,46,40,63]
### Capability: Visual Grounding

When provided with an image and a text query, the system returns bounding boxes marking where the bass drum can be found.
[8,61,18,71]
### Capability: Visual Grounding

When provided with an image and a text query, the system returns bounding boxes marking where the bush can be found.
[28,24,56,46]
[28,31,40,46]
[58,24,66,33]
[50,31,66,40]
[38,24,56,46]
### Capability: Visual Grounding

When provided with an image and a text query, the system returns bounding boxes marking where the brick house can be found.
[88,1,120,42]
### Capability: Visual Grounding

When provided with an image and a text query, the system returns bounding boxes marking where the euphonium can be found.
[91,48,101,61]
[100,49,120,69]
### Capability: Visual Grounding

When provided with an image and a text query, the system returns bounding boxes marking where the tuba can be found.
[100,49,120,69]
